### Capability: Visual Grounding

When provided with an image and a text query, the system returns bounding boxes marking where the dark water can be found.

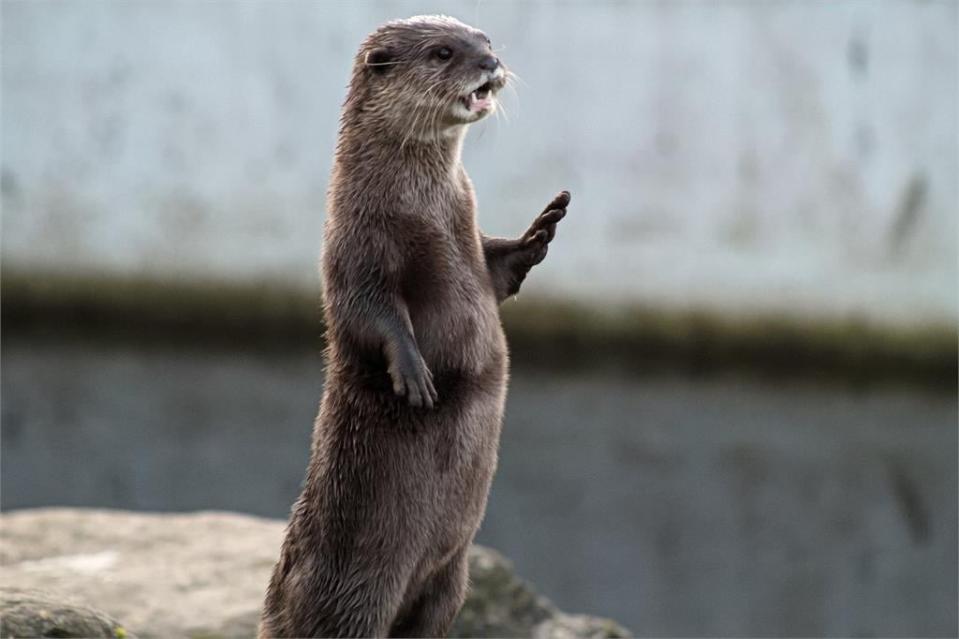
[2,336,957,636]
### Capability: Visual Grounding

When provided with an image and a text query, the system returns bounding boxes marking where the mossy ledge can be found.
[2,268,955,390]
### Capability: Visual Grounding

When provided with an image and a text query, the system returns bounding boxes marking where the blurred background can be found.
[1,0,956,636]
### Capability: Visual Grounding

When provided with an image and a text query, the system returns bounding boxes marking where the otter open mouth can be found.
[462,81,494,113]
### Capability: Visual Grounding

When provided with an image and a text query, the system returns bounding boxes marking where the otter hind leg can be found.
[260,562,406,638]
[388,549,470,638]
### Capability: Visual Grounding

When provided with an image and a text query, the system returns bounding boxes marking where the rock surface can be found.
[0,509,630,638]
[0,588,132,638]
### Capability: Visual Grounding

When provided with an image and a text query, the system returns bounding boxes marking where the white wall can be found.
[2,0,956,325]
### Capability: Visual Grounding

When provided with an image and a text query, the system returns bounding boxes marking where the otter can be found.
[260,15,570,638]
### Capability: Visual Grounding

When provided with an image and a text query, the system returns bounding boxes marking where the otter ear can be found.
[365,48,395,74]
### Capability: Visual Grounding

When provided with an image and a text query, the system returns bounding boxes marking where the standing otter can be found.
[260,15,570,638]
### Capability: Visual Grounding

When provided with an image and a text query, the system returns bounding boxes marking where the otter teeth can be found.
[465,82,494,112]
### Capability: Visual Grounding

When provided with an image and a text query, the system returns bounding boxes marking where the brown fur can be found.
[260,15,569,638]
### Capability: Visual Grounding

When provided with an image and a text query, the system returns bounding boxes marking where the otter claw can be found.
[519,191,569,262]
[388,353,437,409]
[493,190,570,299]
[395,374,435,408]
[399,371,436,408]
[541,190,571,214]
[523,191,569,244]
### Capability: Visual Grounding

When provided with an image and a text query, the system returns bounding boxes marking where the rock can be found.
[0,588,132,638]
[452,546,556,637]
[0,509,630,638]
[451,549,631,639]
[531,615,632,639]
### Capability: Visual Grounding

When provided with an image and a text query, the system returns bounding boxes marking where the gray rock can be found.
[452,549,630,639]
[0,588,132,638]
[531,615,632,639]
[0,509,630,638]
[452,546,557,638]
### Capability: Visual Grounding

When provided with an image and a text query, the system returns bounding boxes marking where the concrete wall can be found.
[2,0,957,325]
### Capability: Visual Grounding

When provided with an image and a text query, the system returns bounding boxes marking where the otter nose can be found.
[478,55,499,71]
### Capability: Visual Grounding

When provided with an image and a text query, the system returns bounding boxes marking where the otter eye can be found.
[434,46,453,61]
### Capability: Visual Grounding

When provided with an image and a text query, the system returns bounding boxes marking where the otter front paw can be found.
[388,352,438,409]
[519,190,570,266]
[500,190,569,297]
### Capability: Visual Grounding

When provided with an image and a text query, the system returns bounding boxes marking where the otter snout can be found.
[478,54,500,71]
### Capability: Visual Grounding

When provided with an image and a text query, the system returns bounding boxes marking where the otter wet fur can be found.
[260,15,570,639]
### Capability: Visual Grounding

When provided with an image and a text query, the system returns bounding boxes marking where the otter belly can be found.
[407,260,508,544]
[435,373,507,524]
[413,276,506,373]
[399,368,508,590]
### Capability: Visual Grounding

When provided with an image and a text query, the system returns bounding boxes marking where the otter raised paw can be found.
[483,190,571,300]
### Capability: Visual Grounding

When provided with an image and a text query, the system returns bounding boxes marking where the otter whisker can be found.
[504,69,526,91]
[403,71,446,147]
[405,97,437,146]
[421,86,446,142]
[495,99,511,125]
[430,94,452,137]
[424,74,454,139]
[401,74,439,147]
[401,105,423,149]
[502,72,521,109]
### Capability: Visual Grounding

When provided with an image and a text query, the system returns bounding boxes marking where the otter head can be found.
[350,15,507,139]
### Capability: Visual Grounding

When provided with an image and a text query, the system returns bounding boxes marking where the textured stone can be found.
[0,588,132,638]
[0,509,630,638]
